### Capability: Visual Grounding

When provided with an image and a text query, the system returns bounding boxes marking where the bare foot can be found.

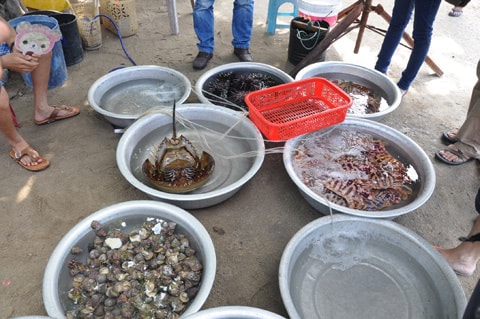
[11,143,37,167]
[9,145,49,171]
[436,246,478,276]
[437,144,471,164]
[444,128,458,142]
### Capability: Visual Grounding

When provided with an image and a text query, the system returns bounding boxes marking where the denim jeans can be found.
[193,0,254,54]
[374,0,441,91]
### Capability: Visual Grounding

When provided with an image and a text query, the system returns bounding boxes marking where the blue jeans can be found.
[193,0,254,54]
[374,0,441,91]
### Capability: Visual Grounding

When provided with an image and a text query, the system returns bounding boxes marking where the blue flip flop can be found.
[449,8,463,17]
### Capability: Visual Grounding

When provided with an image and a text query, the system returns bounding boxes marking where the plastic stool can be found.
[267,0,298,35]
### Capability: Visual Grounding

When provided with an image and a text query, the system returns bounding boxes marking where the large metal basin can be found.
[279,215,467,319]
[295,61,401,120]
[195,62,294,110]
[182,306,287,319]
[283,118,435,219]
[87,65,191,128]
[116,103,265,209]
[43,200,216,319]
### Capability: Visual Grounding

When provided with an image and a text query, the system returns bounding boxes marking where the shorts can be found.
[0,41,11,87]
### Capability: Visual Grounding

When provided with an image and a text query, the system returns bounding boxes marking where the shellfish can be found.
[142,101,215,193]
[293,130,417,211]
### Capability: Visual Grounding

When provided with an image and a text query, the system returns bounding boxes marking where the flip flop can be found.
[449,8,463,17]
[34,105,80,125]
[442,128,458,143]
[435,148,471,165]
[9,146,50,171]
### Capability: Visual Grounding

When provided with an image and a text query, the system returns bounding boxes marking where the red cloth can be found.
[9,103,21,127]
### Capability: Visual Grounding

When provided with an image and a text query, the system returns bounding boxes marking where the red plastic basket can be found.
[244,78,353,140]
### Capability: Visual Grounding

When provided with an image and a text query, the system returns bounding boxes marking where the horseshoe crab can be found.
[142,102,215,193]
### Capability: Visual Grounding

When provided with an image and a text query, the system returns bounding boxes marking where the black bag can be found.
[444,0,470,6]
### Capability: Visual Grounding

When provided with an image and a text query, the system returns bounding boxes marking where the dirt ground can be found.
[1,0,480,318]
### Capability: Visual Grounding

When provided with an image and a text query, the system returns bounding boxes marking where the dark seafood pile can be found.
[142,102,215,193]
[65,219,203,319]
[293,130,417,211]
[332,80,389,115]
[203,71,283,110]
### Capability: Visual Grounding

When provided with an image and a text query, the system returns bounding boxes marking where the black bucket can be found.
[25,10,84,66]
[288,17,330,65]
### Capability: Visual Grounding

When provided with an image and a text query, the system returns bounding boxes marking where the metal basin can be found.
[283,117,435,219]
[295,61,401,120]
[87,65,191,128]
[116,103,265,209]
[279,215,467,319]
[182,306,287,319]
[195,62,294,111]
[43,200,216,319]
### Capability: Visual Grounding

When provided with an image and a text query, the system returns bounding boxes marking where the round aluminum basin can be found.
[279,215,467,319]
[295,61,401,120]
[283,118,435,219]
[195,62,294,110]
[182,306,287,319]
[116,103,265,209]
[43,200,216,319]
[87,65,191,128]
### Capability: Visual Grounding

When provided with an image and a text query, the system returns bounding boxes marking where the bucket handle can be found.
[296,21,324,51]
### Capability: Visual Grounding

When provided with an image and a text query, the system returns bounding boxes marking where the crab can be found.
[142,102,215,193]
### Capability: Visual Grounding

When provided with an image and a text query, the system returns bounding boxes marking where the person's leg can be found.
[442,59,480,160]
[31,52,79,124]
[438,188,480,276]
[0,86,47,168]
[231,0,254,49]
[374,0,414,74]
[438,218,480,276]
[193,0,215,54]
[463,277,480,319]
[396,0,441,90]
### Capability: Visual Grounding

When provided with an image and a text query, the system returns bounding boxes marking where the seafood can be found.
[142,101,215,193]
[332,80,389,115]
[65,219,203,319]
[293,130,417,211]
[204,71,282,110]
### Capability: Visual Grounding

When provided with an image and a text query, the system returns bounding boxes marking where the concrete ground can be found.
[1,0,480,317]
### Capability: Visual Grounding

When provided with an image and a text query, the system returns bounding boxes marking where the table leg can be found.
[354,0,372,53]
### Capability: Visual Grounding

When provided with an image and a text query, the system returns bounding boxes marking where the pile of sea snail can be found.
[66,219,203,319]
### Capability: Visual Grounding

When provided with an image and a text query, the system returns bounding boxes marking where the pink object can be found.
[299,12,338,27]
[14,21,62,55]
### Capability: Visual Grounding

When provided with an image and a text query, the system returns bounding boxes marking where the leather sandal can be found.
[9,146,50,171]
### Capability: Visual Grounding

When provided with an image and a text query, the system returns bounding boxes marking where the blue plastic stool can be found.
[267,0,298,35]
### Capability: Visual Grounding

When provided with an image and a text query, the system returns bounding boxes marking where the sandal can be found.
[34,105,80,125]
[9,146,50,171]
[448,8,463,17]
[435,146,472,165]
[442,128,458,143]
